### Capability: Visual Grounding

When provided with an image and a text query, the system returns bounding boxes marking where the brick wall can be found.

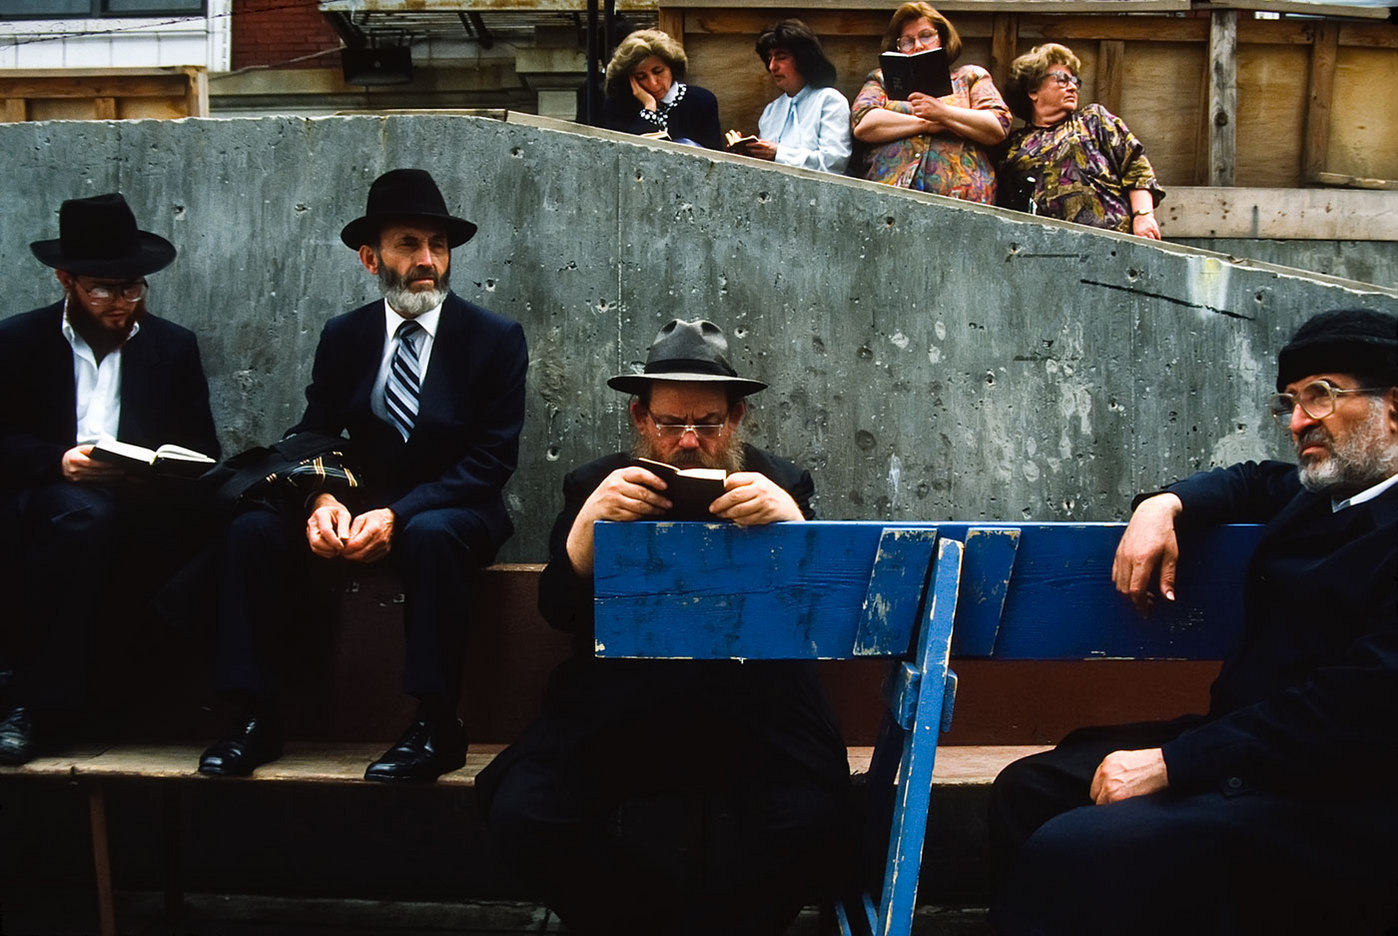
[232,0,341,71]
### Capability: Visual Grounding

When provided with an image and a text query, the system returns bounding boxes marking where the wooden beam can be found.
[1312,171,1398,192]
[1207,9,1236,187]
[1162,186,1398,239]
[656,7,684,43]
[1096,39,1123,117]
[1301,20,1338,183]
[93,97,117,120]
[990,13,1019,92]
[0,76,191,100]
[2,98,25,123]
[183,66,209,118]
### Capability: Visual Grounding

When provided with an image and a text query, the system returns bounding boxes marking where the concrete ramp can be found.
[3,114,1394,558]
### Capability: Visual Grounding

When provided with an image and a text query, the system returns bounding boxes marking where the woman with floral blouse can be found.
[999,42,1164,238]
[851,2,1010,202]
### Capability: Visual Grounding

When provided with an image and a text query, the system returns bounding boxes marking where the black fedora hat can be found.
[340,168,478,250]
[30,193,177,278]
[608,319,768,397]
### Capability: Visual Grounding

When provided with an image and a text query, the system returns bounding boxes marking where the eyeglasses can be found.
[77,278,148,305]
[1267,379,1388,427]
[895,29,940,53]
[1046,71,1081,89]
[651,417,727,438]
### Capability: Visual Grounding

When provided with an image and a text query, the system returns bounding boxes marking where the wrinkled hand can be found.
[630,73,657,112]
[307,493,353,558]
[709,472,804,526]
[907,92,949,131]
[744,139,779,161]
[61,444,127,483]
[1090,748,1168,805]
[1132,213,1162,240]
[341,507,395,563]
[1111,493,1182,616]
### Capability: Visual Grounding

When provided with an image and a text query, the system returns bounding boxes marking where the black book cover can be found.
[879,47,952,99]
[635,457,727,521]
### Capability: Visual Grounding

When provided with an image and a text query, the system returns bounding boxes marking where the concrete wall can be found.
[1171,238,1396,292]
[3,114,1395,561]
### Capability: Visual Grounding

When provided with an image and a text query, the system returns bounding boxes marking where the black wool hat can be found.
[340,168,478,250]
[30,193,177,277]
[1276,308,1398,390]
[608,319,768,397]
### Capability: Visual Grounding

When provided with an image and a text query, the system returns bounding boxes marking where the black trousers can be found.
[988,721,1398,935]
[213,501,488,703]
[3,480,207,711]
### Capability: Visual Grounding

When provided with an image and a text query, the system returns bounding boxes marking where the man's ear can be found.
[629,399,649,430]
[728,399,746,425]
[1384,387,1398,433]
[357,244,380,275]
[55,270,74,290]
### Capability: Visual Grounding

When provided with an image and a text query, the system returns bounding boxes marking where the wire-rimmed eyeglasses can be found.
[77,277,148,306]
[1267,379,1388,428]
[651,417,727,438]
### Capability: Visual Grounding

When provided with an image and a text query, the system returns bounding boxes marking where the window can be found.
[0,0,204,18]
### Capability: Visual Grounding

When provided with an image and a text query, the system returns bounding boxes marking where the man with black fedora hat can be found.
[199,168,527,783]
[989,307,1398,934]
[0,193,219,764]
[478,319,851,935]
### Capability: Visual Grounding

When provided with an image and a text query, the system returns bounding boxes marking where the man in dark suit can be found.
[198,169,528,783]
[989,308,1398,934]
[479,320,851,935]
[0,193,219,765]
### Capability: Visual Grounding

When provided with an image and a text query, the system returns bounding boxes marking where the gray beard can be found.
[378,265,449,319]
[1296,396,1398,496]
[632,422,746,474]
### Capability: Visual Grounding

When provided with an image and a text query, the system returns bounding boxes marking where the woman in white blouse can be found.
[742,20,853,175]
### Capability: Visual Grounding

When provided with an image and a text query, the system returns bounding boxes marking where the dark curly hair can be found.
[754,19,837,90]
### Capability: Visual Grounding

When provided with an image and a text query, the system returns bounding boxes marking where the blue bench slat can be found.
[593,521,1264,661]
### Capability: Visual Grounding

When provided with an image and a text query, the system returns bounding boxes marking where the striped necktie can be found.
[384,319,423,441]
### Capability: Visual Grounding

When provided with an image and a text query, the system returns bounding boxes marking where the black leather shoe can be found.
[364,716,466,783]
[0,704,36,766]
[198,714,283,777]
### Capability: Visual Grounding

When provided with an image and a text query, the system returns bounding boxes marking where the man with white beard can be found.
[989,307,1398,935]
[199,169,528,782]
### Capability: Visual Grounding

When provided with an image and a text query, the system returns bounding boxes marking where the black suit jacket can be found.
[1157,460,1398,795]
[287,292,527,552]
[0,301,219,492]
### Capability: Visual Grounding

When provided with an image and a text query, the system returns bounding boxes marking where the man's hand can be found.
[341,507,395,563]
[61,444,126,483]
[565,466,672,575]
[1089,748,1169,805]
[709,472,804,526]
[1111,492,1183,616]
[307,493,353,558]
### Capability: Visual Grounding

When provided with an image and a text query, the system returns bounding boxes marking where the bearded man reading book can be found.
[0,193,219,765]
[478,319,852,936]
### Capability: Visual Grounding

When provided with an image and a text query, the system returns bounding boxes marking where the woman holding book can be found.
[851,2,1010,201]
[998,43,1164,238]
[734,19,852,175]
[602,29,723,150]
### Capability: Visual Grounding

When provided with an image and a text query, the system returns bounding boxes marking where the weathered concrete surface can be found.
[3,115,1395,560]
[1172,238,1397,291]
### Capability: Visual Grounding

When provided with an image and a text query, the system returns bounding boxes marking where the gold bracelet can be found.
[1132,209,1153,218]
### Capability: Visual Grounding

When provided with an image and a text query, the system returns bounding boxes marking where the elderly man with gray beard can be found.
[199,169,528,782]
[989,307,1398,935]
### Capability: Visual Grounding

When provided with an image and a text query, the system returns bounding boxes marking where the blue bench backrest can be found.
[594,521,1263,662]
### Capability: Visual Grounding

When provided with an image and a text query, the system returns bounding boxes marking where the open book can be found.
[635,457,727,521]
[89,439,217,478]
[879,47,952,99]
[724,129,759,151]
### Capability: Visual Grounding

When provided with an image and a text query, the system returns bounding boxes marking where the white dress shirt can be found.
[62,298,139,445]
[370,299,442,428]
[757,85,853,175]
[1333,470,1398,513]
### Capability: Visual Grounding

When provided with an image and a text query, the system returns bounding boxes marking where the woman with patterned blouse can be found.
[602,29,723,151]
[851,3,1010,201]
[1000,43,1164,238]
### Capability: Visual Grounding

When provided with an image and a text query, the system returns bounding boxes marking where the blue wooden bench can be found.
[592,520,1263,936]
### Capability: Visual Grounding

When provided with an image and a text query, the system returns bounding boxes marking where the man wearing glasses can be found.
[478,319,851,936]
[0,193,219,765]
[990,307,1398,934]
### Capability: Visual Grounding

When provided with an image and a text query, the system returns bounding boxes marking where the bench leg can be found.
[86,783,116,936]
